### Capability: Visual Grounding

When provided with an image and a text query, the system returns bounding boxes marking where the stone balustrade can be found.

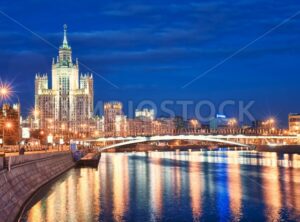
[4,152,70,168]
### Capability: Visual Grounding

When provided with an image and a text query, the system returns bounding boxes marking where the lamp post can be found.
[264,118,276,134]
[190,119,198,134]
[0,85,11,150]
[228,118,237,133]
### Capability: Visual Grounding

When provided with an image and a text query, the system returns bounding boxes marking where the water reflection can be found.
[149,153,163,220]
[188,153,202,219]
[262,166,281,221]
[24,168,100,222]
[227,152,242,220]
[23,151,300,222]
[112,154,129,220]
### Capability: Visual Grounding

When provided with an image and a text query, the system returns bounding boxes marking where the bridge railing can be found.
[93,128,289,138]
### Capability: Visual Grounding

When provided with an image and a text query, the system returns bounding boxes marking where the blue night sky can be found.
[0,0,300,126]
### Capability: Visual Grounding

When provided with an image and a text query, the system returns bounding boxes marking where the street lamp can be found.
[0,84,11,100]
[190,119,198,133]
[0,88,8,97]
[0,84,11,151]
[228,118,237,127]
[268,118,275,128]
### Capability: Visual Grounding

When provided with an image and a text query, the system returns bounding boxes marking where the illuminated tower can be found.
[35,25,94,134]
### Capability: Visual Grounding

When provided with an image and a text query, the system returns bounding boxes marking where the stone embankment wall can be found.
[0,152,75,222]
[256,145,300,154]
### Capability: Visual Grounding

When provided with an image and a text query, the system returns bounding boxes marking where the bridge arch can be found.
[97,135,249,152]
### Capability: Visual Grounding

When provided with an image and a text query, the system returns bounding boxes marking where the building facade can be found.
[153,118,176,135]
[35,25,94,134]
[0,103,20,145]
[128,118,152,136]
[209,114,229,130]
[135,108,155,121]
[104,102,127,137]
[289,113,300,134]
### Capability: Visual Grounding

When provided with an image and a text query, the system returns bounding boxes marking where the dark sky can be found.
[0,0,300,126]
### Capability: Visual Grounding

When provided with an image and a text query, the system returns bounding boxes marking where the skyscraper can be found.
[104,102,127,137]
[35,25,94,133]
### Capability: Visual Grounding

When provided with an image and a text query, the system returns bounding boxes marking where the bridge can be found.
[85,134,300,152]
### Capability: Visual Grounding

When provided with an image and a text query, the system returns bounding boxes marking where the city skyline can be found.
[0,1,300,126]
[1,2,300,222]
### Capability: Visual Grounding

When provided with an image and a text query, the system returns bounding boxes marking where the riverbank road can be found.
[3,146,70,157]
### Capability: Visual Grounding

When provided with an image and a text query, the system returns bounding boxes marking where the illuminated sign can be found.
[22,128,30,139]
[47,134,53,143]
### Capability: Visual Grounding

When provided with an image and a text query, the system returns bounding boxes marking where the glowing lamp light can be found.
[190,119,198,126]
[47,134,53,143]
[0,82,12,100]
[269,118,275,124]
[5,122,12,128]
[33,109,39,117]
[0,88,8,95]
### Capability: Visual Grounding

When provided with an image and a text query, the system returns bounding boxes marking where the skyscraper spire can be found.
[62,24,69,48]
[59,24,72,64]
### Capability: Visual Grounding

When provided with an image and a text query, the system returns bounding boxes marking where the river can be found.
[21,151,300,221]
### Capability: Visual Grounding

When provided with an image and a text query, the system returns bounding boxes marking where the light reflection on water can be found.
[22,151,300,222]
